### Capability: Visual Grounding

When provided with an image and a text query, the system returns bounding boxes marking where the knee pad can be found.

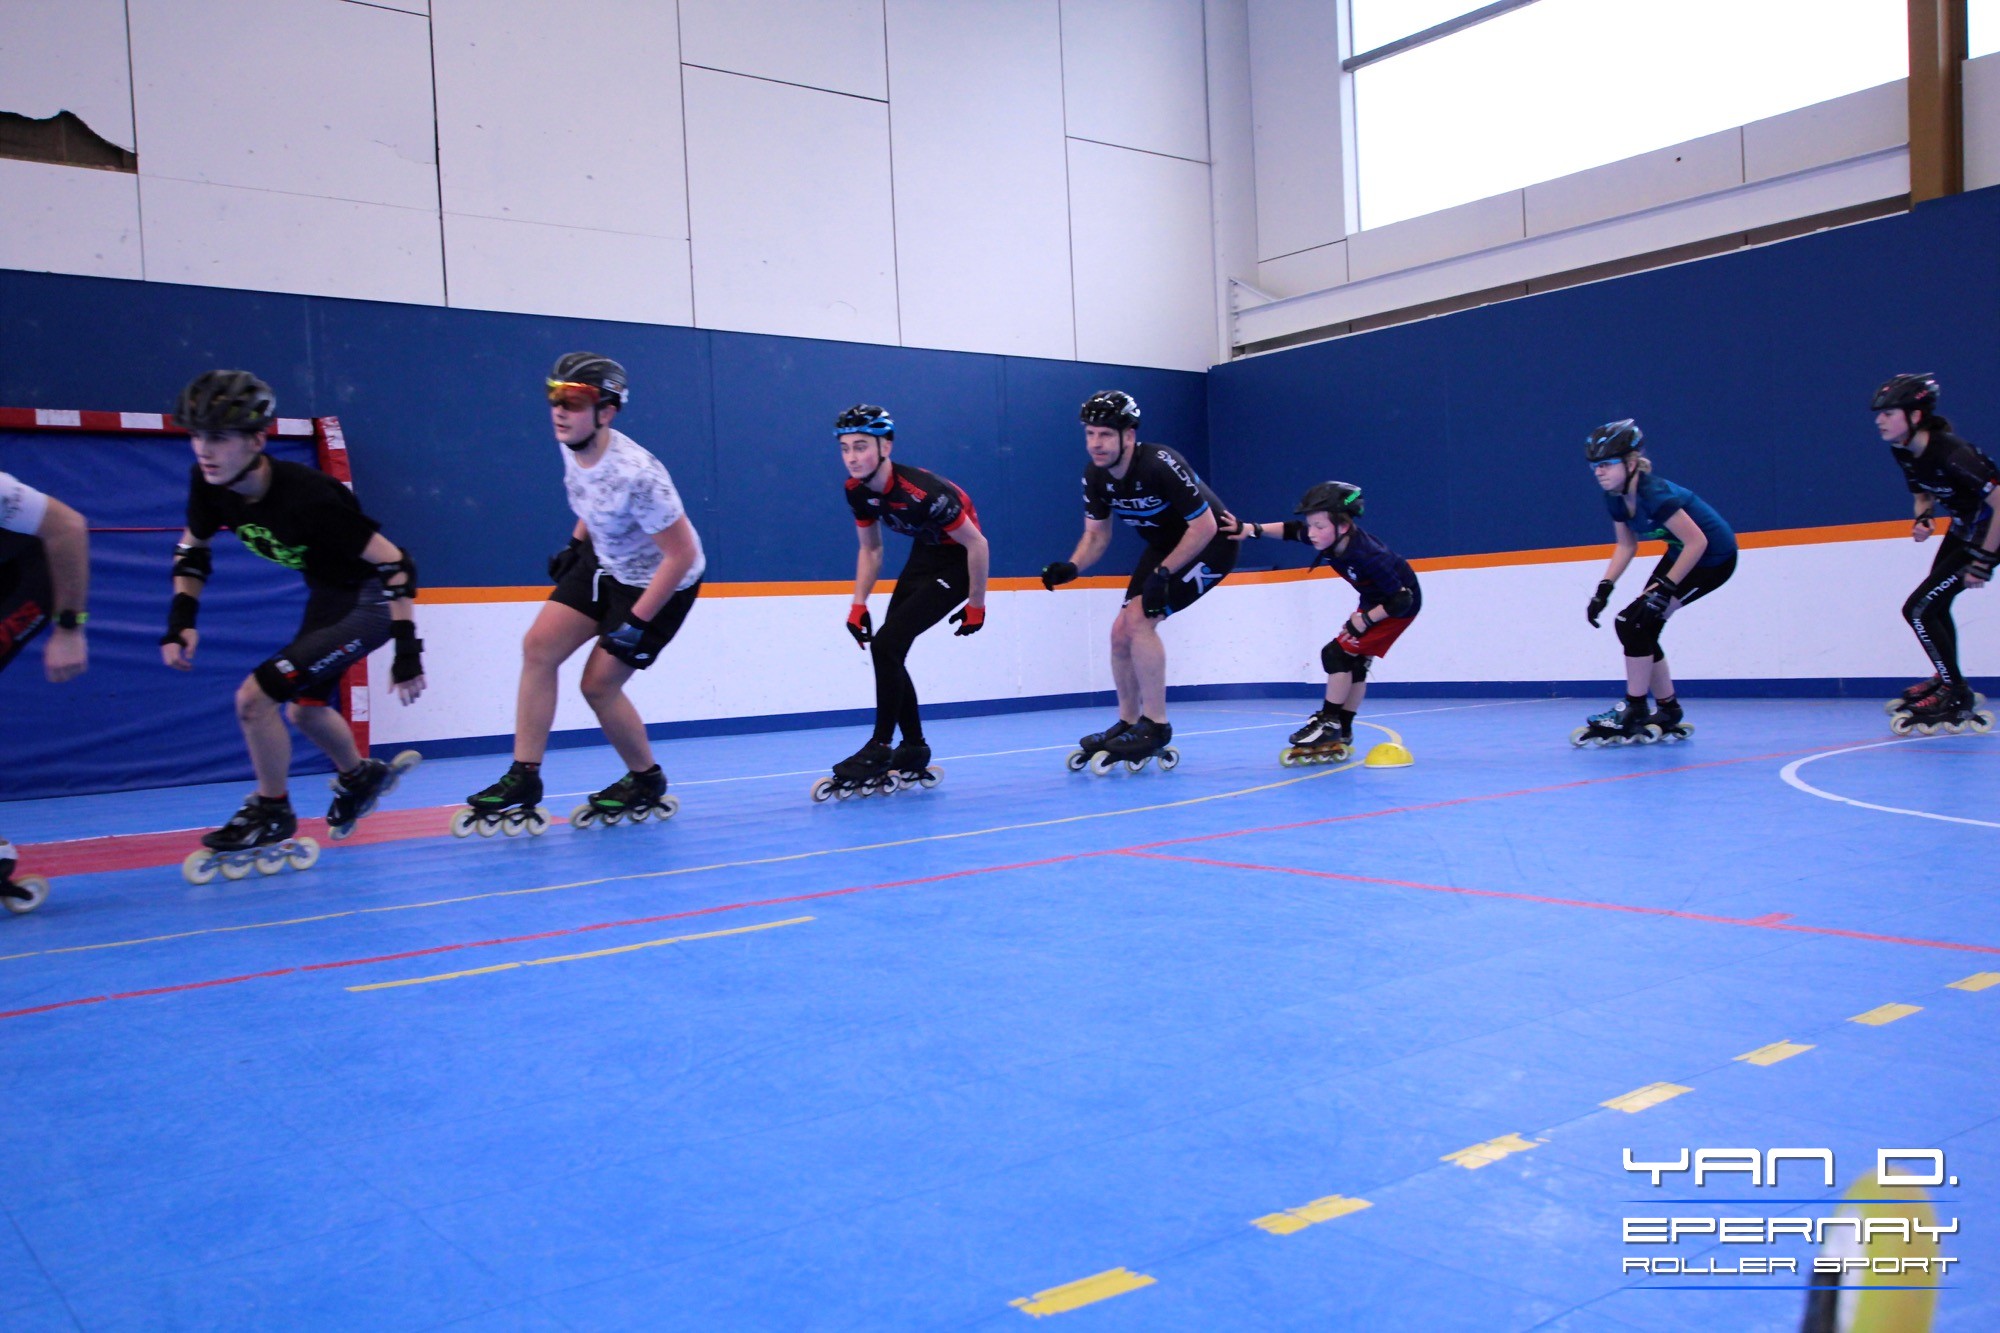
[1321,639,1364,676]
[1615,606,1662,657]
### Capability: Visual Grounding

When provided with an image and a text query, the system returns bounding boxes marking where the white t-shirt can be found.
[561,429,705,590]
[0,471,50,536]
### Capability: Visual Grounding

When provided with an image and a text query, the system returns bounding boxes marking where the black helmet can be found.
[1585,419,1643,462]
[1295,480,1364,521]
[834,404,893,438]
[548,352,629,408]
[1871,373,1938,416]
[1080,390,1140,432]
[173,369,276,433]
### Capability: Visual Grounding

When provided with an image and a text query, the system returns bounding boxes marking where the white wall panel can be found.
[129,0,437,210]
[0,158,143,280]
[683,67,899,344]
[0,0,135,149]
[1961,52,2000,191]
[1524,130,1742,238]
[885,0,1073,359]
[142,176,443,304]
[444,214,692,325]
[1068,139,1216,371]
[679,0,887,100]
[1061,0,1209,162]
[1256,240,1346,298]
[1246,0,1345,261]
[348,0,426,12]
[1205,0,1258,367]
[1345,190,1524,283]
[1744,78,1906,184]
[433,0,687,237]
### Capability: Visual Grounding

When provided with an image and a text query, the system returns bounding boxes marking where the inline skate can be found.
[1067,718,1133,771]
[811,740,901,801]
[326,749,421,841]
[0,841,49,916]
[889,739,944,792]
[1884,677,1984,716]
[1647,698,1695,743]
[1089,717,1179,774]
[1890,687,1996,737]
[183,794,319,885]
[572,765,678,828]
[1569,698,1661,748]
[452,760,550,837]
[1280,705,1353,766]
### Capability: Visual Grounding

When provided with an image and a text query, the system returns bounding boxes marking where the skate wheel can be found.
[328,819,354,842]
[500,815,523,837]
[254,847,286,875]
[1158,748,1180,771]
[449,809,477,838]
[1065,749,1089,772]
[1641,725,1663,744]
[1088,750,1117,776]
[657,794,681,819]
[289,839,320,872]
[1568,727,1590,747]
[525,810,550,835]
[4,875,50,915]
[1279,749,1298,767]
[1125,758,1147,773]
[182,851,219,886]
[219,856,254,882]
[916,768,942,790]
[571,803,597,828]
[878,774,901,796]
[810,778,836,803]
[1890,713,1916,736]
[389,749,422,781]
[599,809,623,827]
[1972,711,1997,735]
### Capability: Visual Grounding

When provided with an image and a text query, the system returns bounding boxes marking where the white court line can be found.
[1779,736,2000,830]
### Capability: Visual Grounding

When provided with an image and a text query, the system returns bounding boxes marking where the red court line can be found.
[0,853,1090,1022]
[1123,851,2000,956]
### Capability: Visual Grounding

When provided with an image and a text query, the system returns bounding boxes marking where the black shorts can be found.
[551,551,700,668]
[255,581,394,705]
[1125,532,1239,617]
[1649,550,1736,607]
[0,543,52,675]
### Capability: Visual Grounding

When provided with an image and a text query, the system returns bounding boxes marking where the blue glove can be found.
[601,610,667,668]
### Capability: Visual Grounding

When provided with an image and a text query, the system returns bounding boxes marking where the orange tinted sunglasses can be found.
[546,380,602,408]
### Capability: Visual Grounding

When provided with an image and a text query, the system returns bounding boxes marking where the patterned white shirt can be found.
[0,470,50,536]
[561,430,705,590]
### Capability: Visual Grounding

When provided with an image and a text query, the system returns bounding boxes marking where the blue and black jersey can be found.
[1286,522,1421,615]
[1084,444,1225,551]
[1891,429,1998,543]
[1605,472,1736,566]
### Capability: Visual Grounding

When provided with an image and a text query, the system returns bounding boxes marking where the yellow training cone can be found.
[1364,741,1413,768]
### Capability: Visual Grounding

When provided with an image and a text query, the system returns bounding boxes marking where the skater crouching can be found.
[1234,481,1419,763]
[1574,420,1735,747]
[162,371,427,882]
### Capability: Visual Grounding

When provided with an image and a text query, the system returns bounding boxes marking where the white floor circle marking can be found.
[1780,736,2000,830]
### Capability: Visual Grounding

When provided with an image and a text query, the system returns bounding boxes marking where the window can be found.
[1974,0,2000,58]
[1350,0,1909,231]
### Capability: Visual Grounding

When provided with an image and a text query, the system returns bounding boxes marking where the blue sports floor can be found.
[1,697,1995,1331]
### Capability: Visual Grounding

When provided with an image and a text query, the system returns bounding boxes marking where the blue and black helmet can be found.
[1080,390,1140,432]
[1585,419,1643,462]
[835,404,894,438]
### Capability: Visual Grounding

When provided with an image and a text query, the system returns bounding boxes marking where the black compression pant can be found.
[1904,535,1983,690]
[872,542,970,745]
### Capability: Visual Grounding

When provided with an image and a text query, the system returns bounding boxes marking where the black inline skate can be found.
[326,749,422,841]
[183,794,319,885]
[452,760,549,837]
[1885,676,1985,717]
[572,764,678,828]
[1090,717,1179,774]
[1280,704,1354,767]
[1569,698,1660,748]
[1647,697,1694,743]
[811,740,899,802]
[0,841,50,917]
[889,739,944,792]
[1890,686,1996,737]
[1067,718,1133,771]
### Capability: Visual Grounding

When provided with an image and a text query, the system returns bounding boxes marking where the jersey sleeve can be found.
[0,470,50,536]
[1944,442,2000,498]
[1641,475,1687,524]
[845,482,876,528]
[313,479,382,559]
[629,457,687,536]
[923,480,966,532]
[1083,470,1110,521]
[1152,448,1210,520]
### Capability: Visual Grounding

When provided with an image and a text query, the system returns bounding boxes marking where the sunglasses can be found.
[1588,458,1625,471]
[546,380,602,409]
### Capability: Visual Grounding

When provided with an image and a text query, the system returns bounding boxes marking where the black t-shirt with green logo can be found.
[186,459,380,590]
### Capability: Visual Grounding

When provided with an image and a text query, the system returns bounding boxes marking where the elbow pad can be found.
[171,542,213,583]
[1383,588,1415,619]
[375,550,419,601]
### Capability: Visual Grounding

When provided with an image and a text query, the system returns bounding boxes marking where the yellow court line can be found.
[1443,1132,1544,1169]
[1010,1268,1156,1316]
[1601,1082,1692,1114]
[1949,971,2000,992]
[1252,1193,1372,1235]
[346,916,813,992]
[1736,1040,1814,1066]
[15,727,1396,964]
[1850,1002,1922,1026]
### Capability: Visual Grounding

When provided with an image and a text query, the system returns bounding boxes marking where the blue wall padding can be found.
[0,270,1207,588]
[0,433,326,798]
[1209,186,2000,567]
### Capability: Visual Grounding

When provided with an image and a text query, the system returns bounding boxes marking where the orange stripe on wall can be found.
[416,518,1928,604]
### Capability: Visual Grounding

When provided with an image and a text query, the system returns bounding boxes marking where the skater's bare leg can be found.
[580,649,656,772]
[288,701,360,773]
[515,602,598,764]
[1112,600,1168,721]
[235,676,292,800]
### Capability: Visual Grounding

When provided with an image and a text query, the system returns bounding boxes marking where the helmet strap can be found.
[219,449,267,491]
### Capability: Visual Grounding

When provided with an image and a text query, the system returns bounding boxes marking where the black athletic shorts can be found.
[1648,550,1736,607]
[1125,530,1239,617]
[0,543,52,674]
[551,546,700,667]
[255,580,395,705]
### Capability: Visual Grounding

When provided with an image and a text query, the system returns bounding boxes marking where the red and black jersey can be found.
[845,463,980,546]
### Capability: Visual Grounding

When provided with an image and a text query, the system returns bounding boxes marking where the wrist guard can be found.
[162,591,199,645]
[389,619,424,684]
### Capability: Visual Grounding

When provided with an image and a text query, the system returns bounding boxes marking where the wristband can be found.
[163,592,199,644]
[55,610,88,630]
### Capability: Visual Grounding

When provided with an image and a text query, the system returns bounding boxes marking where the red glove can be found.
[949,604,985,636]
[846,603,873,648]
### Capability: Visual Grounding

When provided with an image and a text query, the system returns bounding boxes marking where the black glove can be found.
[1637,574,1681,620]
[1040,560,1078,590]
[389,620,424,684]
[600,608,669,668]
[1586,579,1615,628]
[948,604,985,636]
[162,591,199,646]
[846,604,873,648]
[548,536,586,584]
[1140,567,1173,618]
[1965,546,1998,581]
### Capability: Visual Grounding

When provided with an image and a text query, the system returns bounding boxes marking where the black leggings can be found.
[1904,536,1983,690]
[872,542,970,744]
